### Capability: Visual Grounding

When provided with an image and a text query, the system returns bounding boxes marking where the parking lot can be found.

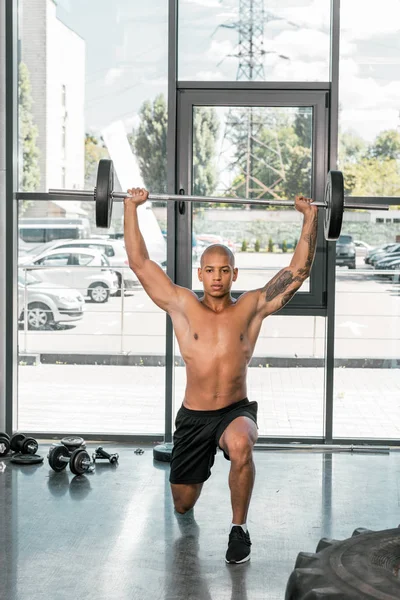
[18,253,400,359]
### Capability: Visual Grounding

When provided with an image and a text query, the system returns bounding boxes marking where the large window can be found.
[178,0,331,82]
[338,0,400,199]
[17,0,169,434]
[333,232,400,439]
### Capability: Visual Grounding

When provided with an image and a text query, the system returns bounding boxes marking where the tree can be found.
[130,94,168,194]
[18,61,40,215]
[130,95,220,198]
[339,130,367,166]
[369,129,400,160]
[192,106,220,196]
[224,108,312,205]
[85,133,109,189]
[294,108,312,149]
[339,128,400,196]
[343,158,400,196]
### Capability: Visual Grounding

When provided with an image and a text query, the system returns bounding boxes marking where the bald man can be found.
[124,188,318,564]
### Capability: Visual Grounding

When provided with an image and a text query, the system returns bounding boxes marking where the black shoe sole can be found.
[225,554,251,564]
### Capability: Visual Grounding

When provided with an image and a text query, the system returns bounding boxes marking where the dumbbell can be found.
[92,446,119,464]
[60,436,86,453]
[0,432,10,457]
[10,433,38,455]
[48,444,93,475]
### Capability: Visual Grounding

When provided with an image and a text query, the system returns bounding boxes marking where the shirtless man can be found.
[124,189,318,564]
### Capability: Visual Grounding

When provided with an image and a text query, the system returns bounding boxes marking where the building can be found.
[20,0,85,193]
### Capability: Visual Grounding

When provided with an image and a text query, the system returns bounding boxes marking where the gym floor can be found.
[1,444,400,600]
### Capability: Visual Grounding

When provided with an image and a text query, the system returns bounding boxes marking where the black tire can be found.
[285,527,400,599]
[26,302,54,330]
[348,262,356,270]
[115,273,122,297]
[88,283,109,303]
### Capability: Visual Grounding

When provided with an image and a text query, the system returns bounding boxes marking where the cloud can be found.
[183,0,223,7]
[105,67,125,86]
[189,69,226,80]
[340,0,400,40]
[265,28,330,61]
[206,39,236,62]
[340,108,399,142]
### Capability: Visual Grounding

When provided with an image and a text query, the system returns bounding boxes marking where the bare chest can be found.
[172,307,254,358]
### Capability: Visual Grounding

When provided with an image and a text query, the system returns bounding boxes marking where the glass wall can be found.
[338,0,400,197]
[178,0,331,82]
[9,0,399,443]
[334,0,400,441]
[333,238,400,440]
[17,0,169,434]
[191,104,313,291]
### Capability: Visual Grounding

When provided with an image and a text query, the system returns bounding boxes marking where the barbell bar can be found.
[17,159,388,242]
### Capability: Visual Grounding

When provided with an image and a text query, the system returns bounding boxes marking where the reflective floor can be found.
[1,445,400,600]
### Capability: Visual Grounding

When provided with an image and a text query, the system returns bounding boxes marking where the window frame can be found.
[175,88,330,313]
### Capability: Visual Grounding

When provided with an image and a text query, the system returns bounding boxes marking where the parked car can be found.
[365,243,398,265]
[369,244,400,266]
[22,248,119,303]
[18,270,84,330]
[375,256,400,283]
[335,234,356,269]
[353,240,372,256]
[375,255,400,272]
[19,238,138,294]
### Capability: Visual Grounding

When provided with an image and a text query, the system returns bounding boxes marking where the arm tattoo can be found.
[297,211,318,278]
[264,211,318,309]
[264,270,302,306]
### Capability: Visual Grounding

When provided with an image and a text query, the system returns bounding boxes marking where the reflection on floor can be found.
[1,445,400,600]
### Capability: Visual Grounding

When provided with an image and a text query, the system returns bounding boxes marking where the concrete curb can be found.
[18,353,400,369]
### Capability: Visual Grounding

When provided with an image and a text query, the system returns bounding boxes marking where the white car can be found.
[19,238,138,294]
[18,271,85,330]
[23,248,119,303]
[353,240,372,256]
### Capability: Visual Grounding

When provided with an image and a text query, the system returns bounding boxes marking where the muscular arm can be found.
[257,208,318,317]
[124,202,182,312]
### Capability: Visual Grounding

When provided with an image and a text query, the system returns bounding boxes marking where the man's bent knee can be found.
[171,482,203,514]
[226,434,255,464]
[174,500,195,514]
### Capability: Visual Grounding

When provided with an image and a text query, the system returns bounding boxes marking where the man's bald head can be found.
[200,244,235,268]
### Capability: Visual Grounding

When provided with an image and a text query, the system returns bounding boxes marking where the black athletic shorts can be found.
[169,397,258,485]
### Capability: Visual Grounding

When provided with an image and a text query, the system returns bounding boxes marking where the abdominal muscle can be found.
[181,343,250,410]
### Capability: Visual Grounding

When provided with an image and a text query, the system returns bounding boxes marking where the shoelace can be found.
[230,527,251,545]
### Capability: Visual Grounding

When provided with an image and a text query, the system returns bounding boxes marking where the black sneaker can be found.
[225,526,251,564]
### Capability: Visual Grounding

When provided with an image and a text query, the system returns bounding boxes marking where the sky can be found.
[55,0,400,143]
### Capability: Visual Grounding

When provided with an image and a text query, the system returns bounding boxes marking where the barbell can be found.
[17,159,388,241]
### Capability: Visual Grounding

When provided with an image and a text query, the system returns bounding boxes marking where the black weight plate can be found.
[95,159,114,229]
[0,432,10,441]
[153,443,173,463]
[61,436,85,452]
[0,435,10,457]
[11,453,44,465]
[324,170,344,241]
[70,448,91,475]
[48,444,70,472]
[10,433,26,452]
[22,437,38,454]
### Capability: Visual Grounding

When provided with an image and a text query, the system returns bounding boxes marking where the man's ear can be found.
[232,267,238,282]
[198,267,203,281]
